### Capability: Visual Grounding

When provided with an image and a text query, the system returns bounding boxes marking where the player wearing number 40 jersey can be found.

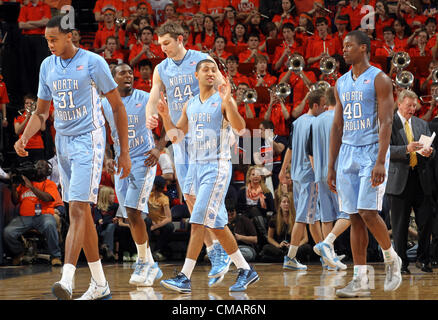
[14,15,131,300]
[146,21,232,287]
[102,63,162,288]
[327,30,402,298]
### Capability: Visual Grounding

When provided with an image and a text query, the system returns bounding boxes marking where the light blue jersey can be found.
[102,89,154,158]
[157,49,209,125]
[312,109,335,183]
[186,92,232,163]
[290,113,315,184]
[336,66,382,146]
[38,49,117,136]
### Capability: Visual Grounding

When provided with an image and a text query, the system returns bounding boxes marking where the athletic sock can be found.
[181,258,197,279]
[88,260,106,287]
[229,250,250,270]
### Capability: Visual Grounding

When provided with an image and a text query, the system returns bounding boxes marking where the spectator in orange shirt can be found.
[231,22,249,49]
[235,82,256,120]
[5,159,63,266]
[249,54,277,88]
[134,59,153,93]
[94,0,124,23]
[101,35,125,63]
[425,17,437,51]
[396,0,425,31]
[123,0,153,22]
[246,10,265,41]
[218,5,238,44]
[258,22,279,62]
[374,0,394,40]
[187,11,204,41]
[210,36,232,65]
[182,23,199,50]
[375,26,406,56]
[199,0,229,22]
[333,15,350,44]
[93,6,126,52]
[127,16,153,49]
[393,18,411,49]
[160,3,179,25]
[337,0,366,31]
[292,13,314,49]
[71,29,86,49]
[408,29,432,57]
[126,2,154,35]
[273,23,304,73]
[417,82,438,121]
[17,0,51,94]
[130,26,164,77]
[177,0,200,22]
[195,15,219,51]
[238,33,269,63]
[260,85,291,139]
[226,55,250,88]
[232,0,260,22]
[420,60,438,95]
[14,94,45,163]
[305,17,342,69]
[273,0,298,30]
[0,75,9,129]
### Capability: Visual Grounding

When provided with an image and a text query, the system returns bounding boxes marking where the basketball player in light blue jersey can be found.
[14,15,131,300]
[279,89,325,271]
[145,21,232,283]
[308,87,351,271]
[327,30,402,298]
[101,63,163,288]
[158,59,259,293]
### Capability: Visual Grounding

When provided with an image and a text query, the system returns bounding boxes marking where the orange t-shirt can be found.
[18,1,52,35]
[93,24,126,49]
[0,80,10,104]
[93,0,124,13]
[134,77,152,93]
[17,179,61,216]
[14,112,44,149]
[123,0,152,16]
[231,0,259,13]
[199,0,229,14]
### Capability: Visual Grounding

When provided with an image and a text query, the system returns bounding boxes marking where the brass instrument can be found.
[392,52,411,71]
[320,56,336,75]
[286,53,305,73]
[315,2,333,14]
[432,69,438,83]
[395,70,414,89]
[269,83,292,99]
[310,81,331,92]
[242,88,258,104]
[419,95,438,104]
[18,101,36,116]
[115,17,127,27]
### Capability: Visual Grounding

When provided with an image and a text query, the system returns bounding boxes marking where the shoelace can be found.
[212,246,225,268]
[385,261,393,282]
[81,281,99,299]
[234,269,248,286]
[133,262,146,276]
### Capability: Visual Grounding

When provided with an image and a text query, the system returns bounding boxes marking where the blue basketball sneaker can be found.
[208,274,225,287]
[160,273,192,294]
[283,256,307,270]
[229,267,259,292]
[208,242,231,278]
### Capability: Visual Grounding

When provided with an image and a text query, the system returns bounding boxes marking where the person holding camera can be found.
[3,159,62,266]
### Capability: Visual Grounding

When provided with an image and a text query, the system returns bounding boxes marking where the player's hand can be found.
[14,137,29,157]
[218,77,232,101]
[371,162,386,187]
[117,152,131,179]
[144,148,160,167]
[156,91,169,117]
[146,114,160,129]
[327,167,337,193]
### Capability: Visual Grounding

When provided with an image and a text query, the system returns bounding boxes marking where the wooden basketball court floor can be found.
[0,261,437,300]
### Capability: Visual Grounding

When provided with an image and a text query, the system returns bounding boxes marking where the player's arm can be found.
[327,82,344,193]
[14,98,51,157]
[220,78,246,134]
[105,88,131,178]
[372,72,394,187]
[157,92,188,144]
[146,67,165,128]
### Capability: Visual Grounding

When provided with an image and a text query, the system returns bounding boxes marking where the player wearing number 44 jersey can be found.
[14,15,132,300]
[146,21,232,286]
[327,30,402,298]
[102,63,163,288]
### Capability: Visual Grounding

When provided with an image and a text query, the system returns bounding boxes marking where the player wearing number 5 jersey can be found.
[327,30,401,298]
[102,63,162,288]
[146,21,232,286]
[14,15,131,300]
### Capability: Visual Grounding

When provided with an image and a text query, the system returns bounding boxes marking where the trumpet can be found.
[395,70,414,89]
[310,81,331,92]
[18,102,36,116]
[286,53,305,73]
[115,17,127,26]
[392,52,411,71]
[320,56,336,75]
[315,2,333,14]
[242,88,258,104]
[269,83,292,99]
[419,95,438,104]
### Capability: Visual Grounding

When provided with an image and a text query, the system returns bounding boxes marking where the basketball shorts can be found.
[317,180,350,222]
[183,160,232,229]
[293,180,319,224]
[115,156,156,218]
[336,143,389,214]
[56,126,105,204]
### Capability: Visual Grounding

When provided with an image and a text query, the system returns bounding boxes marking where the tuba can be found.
[395,70,414,89]
[242,88,258,104]
[392,52,411,71]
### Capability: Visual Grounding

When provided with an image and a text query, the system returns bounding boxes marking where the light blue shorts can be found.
[114,156,156,218]
[293,180,318,224]
[183,160,232,229]
[317,180,350,222]
[336,143,389,214]
[56,126,106,204]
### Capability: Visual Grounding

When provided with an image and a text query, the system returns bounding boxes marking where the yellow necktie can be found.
[405,120,417,167]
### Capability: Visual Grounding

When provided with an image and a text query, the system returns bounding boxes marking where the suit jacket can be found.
[385,113,435,196]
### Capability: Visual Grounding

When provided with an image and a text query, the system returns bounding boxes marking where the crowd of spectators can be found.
[1,0,438,267]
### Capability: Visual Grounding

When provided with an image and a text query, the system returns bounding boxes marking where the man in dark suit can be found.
[386,89,435,274]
